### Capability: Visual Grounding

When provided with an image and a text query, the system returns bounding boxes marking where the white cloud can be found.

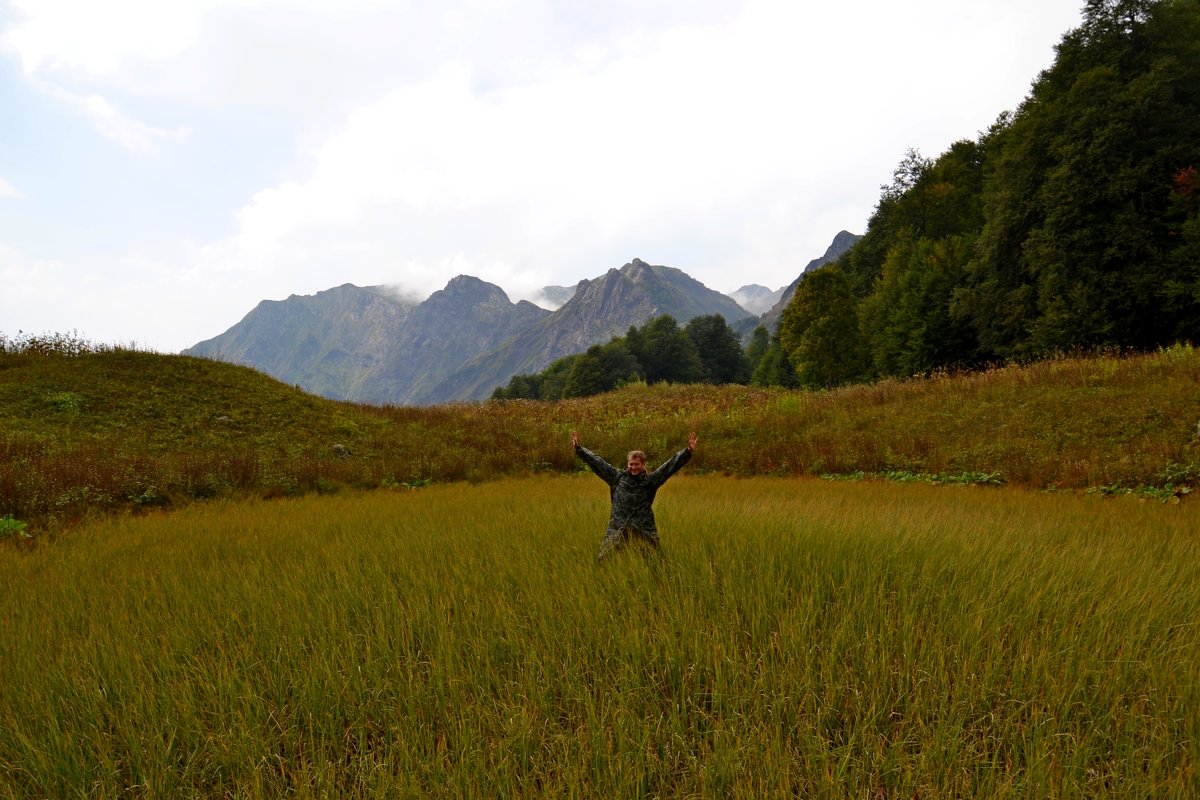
[2,0,207,77]
[6,32,192,155]
[74,91,189,154]
[0,0,1087,351]
[0,177,21,198]
[22,80,191,155]
[194,0,1082,301]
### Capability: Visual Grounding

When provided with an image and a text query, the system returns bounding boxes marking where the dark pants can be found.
[596,525,660,561]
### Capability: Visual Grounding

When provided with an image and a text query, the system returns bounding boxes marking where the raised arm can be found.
[573,430,621,485]
[648,432,697,489]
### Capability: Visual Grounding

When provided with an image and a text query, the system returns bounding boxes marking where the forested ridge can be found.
[782,0,1200,386]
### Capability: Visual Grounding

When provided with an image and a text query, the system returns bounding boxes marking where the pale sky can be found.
[1,0,1084,353]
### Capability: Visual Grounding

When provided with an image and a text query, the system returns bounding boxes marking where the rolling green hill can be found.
[2,339,1198,533]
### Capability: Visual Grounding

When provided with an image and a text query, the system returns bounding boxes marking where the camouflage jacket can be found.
[575,445,692,534]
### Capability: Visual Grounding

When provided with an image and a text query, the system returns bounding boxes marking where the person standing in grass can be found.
[572,429,697,560]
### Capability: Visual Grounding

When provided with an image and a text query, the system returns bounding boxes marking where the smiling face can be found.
[626,455,646,475]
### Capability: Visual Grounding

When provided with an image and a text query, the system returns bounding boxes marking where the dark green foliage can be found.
[836,149,936,297]
[859,232,980,377]
[684,314,750,384]
[562,341,642,398]
[492,355,581,401]
[744,326,771,377]
[496,313,750,401]
[852,140,987,378]
[750,333,799,388]
[624,315,705,385]
[778,267,869,387]
[491,372,545,401]
[777,0,1200,386]
[1164,166,1200,333]
[538,357,577,401]
[959,0,1200,357]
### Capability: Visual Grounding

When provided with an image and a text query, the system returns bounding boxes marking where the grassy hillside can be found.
[3,340,1199,532]
[2,477,1197,797]
[4,337,1198,795]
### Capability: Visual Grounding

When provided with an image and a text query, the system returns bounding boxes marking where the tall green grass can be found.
[2,476,1196,797]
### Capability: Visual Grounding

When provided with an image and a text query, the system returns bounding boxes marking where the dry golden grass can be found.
[2,476,1197,797]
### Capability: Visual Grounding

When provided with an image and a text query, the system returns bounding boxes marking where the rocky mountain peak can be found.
[184,233,856,405]
[438,274,507,299]
[803,230,860,274]
[422,276,517,316]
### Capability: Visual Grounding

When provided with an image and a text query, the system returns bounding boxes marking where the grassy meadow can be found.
[3,342,1200,532]
[2,339,1199,796]
[2,476,1198,798]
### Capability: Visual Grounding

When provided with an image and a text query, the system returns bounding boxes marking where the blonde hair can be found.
[626,450,647,463]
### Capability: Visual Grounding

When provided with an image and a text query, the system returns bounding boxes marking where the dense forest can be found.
[496,0,1200,400]
[783,0,1200,385]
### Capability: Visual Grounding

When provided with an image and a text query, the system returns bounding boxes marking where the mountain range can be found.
[184,232,861,404]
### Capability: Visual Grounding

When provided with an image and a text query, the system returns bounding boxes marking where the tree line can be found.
[780,0,1199,386]
[491,314,774,400]
[497,0,1198,401]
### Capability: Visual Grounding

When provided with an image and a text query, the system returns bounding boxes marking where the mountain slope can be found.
[183,283,416,401]
[184,277,550,405]
[426,258,753,402]
[384,276,550,405]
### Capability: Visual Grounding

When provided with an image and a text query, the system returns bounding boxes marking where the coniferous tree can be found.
[750,333,799,388]
[625,315,705,384]
[685,314,750,384]
[744,325,771,378]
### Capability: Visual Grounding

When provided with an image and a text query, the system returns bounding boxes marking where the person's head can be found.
[626,450,647,475]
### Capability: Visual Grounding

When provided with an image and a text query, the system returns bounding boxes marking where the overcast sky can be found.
[1,0,1084,353]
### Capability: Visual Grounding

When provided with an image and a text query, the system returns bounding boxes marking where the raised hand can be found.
[687,431,698,452]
